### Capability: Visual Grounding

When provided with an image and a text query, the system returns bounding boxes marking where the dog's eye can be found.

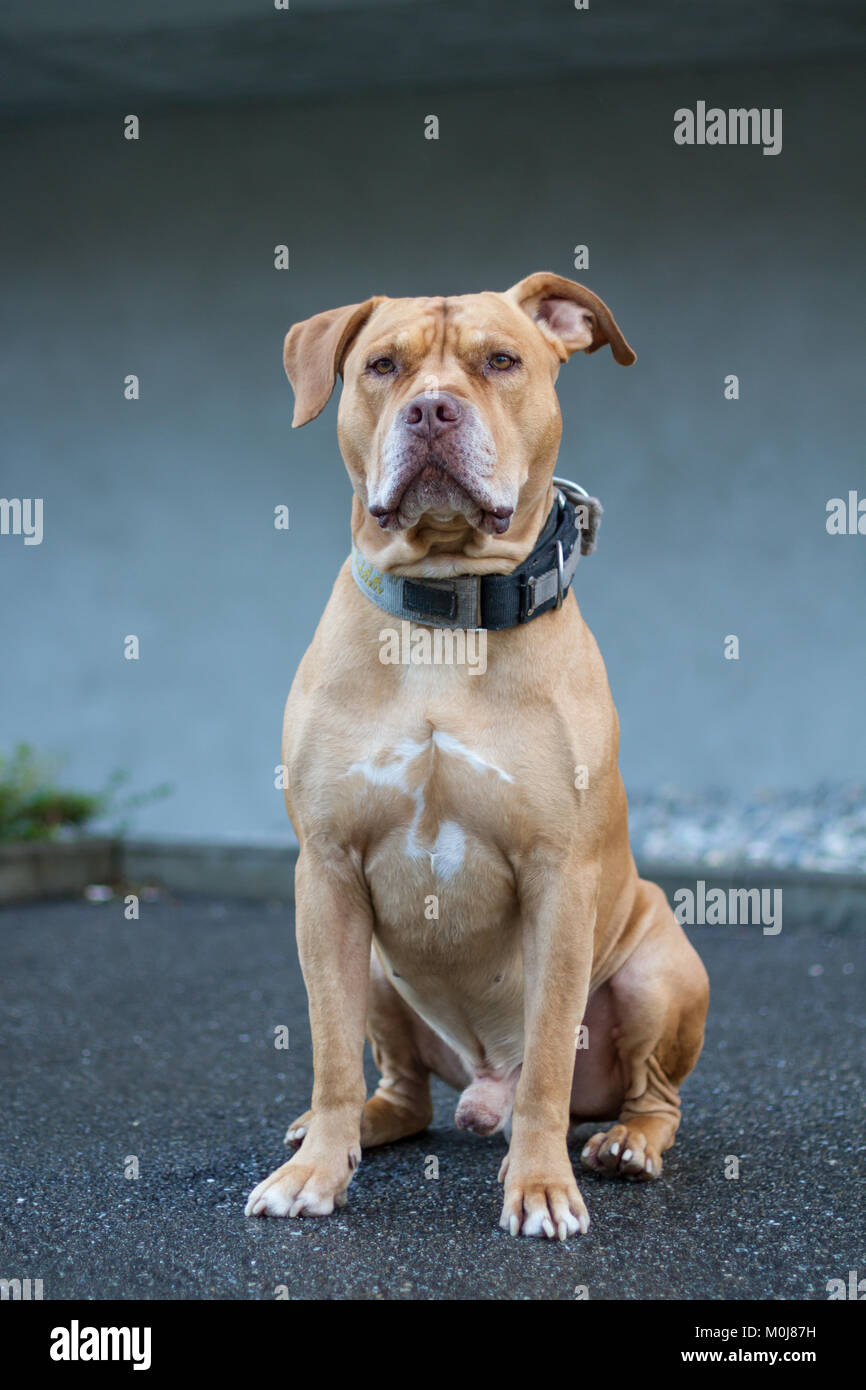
[370,357,396,375]
[489,352,516,371]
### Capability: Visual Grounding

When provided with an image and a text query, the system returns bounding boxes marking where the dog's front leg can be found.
[499,857,597,1240]
[245,841,372,1219]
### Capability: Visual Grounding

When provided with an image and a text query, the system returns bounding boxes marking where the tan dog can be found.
[245,272,709,1239]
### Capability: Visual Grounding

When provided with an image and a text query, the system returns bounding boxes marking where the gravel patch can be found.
[628,782,866,874]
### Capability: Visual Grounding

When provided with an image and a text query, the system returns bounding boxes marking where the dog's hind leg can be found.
[577,880,709,1181]
[359,946,438,1147]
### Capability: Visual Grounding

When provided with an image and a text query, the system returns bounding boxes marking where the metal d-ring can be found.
[552,474,589,503]
[554,475,590,539]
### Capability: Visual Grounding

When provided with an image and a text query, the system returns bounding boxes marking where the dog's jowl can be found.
[245,273,709,1239]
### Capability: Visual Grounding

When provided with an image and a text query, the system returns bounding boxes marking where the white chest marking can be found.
[423,819,466,881]
[343,732,510,880]
[345,738,425,793]
[430,730,513,783]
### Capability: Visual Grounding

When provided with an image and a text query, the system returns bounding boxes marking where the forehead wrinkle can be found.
[447,323,521,364]
[365,312,439,366]
[444,295,524,354]
[438,297,450,360]
[401,300,448,371]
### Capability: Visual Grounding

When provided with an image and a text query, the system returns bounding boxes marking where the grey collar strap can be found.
[351,477,602,631]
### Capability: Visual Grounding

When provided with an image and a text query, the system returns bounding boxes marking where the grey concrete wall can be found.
[1,59,864,843]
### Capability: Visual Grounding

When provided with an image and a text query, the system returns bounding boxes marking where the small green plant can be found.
[0,744,172,844]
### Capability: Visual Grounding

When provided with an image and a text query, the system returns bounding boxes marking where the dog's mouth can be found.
[369,458,514,536]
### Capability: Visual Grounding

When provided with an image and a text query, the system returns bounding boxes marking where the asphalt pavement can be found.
[1,893,863,1300]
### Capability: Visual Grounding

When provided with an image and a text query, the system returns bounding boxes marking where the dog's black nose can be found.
[403,391,463,438]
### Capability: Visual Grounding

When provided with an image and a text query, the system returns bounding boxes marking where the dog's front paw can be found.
[497,1152,589,1240]
[245,1146,360,1219]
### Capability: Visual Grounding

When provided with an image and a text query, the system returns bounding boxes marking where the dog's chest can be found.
[343,725,517,888]
[346,722,530,1065]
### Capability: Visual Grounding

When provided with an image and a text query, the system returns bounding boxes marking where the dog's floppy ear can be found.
[283,297,384,427]
[505,272,635,366]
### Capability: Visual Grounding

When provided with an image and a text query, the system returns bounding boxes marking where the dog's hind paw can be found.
[284,1111,312,1148]
[580,1123,662,1181]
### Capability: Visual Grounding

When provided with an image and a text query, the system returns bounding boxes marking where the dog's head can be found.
[283,273,634,572]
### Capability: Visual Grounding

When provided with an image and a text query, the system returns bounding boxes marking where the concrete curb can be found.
[0,837,119,904]
[122,839,296,902]
[124,844,866,930]
[1,840,864,930]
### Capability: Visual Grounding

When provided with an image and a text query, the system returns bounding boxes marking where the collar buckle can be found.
[525,536,566,618]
